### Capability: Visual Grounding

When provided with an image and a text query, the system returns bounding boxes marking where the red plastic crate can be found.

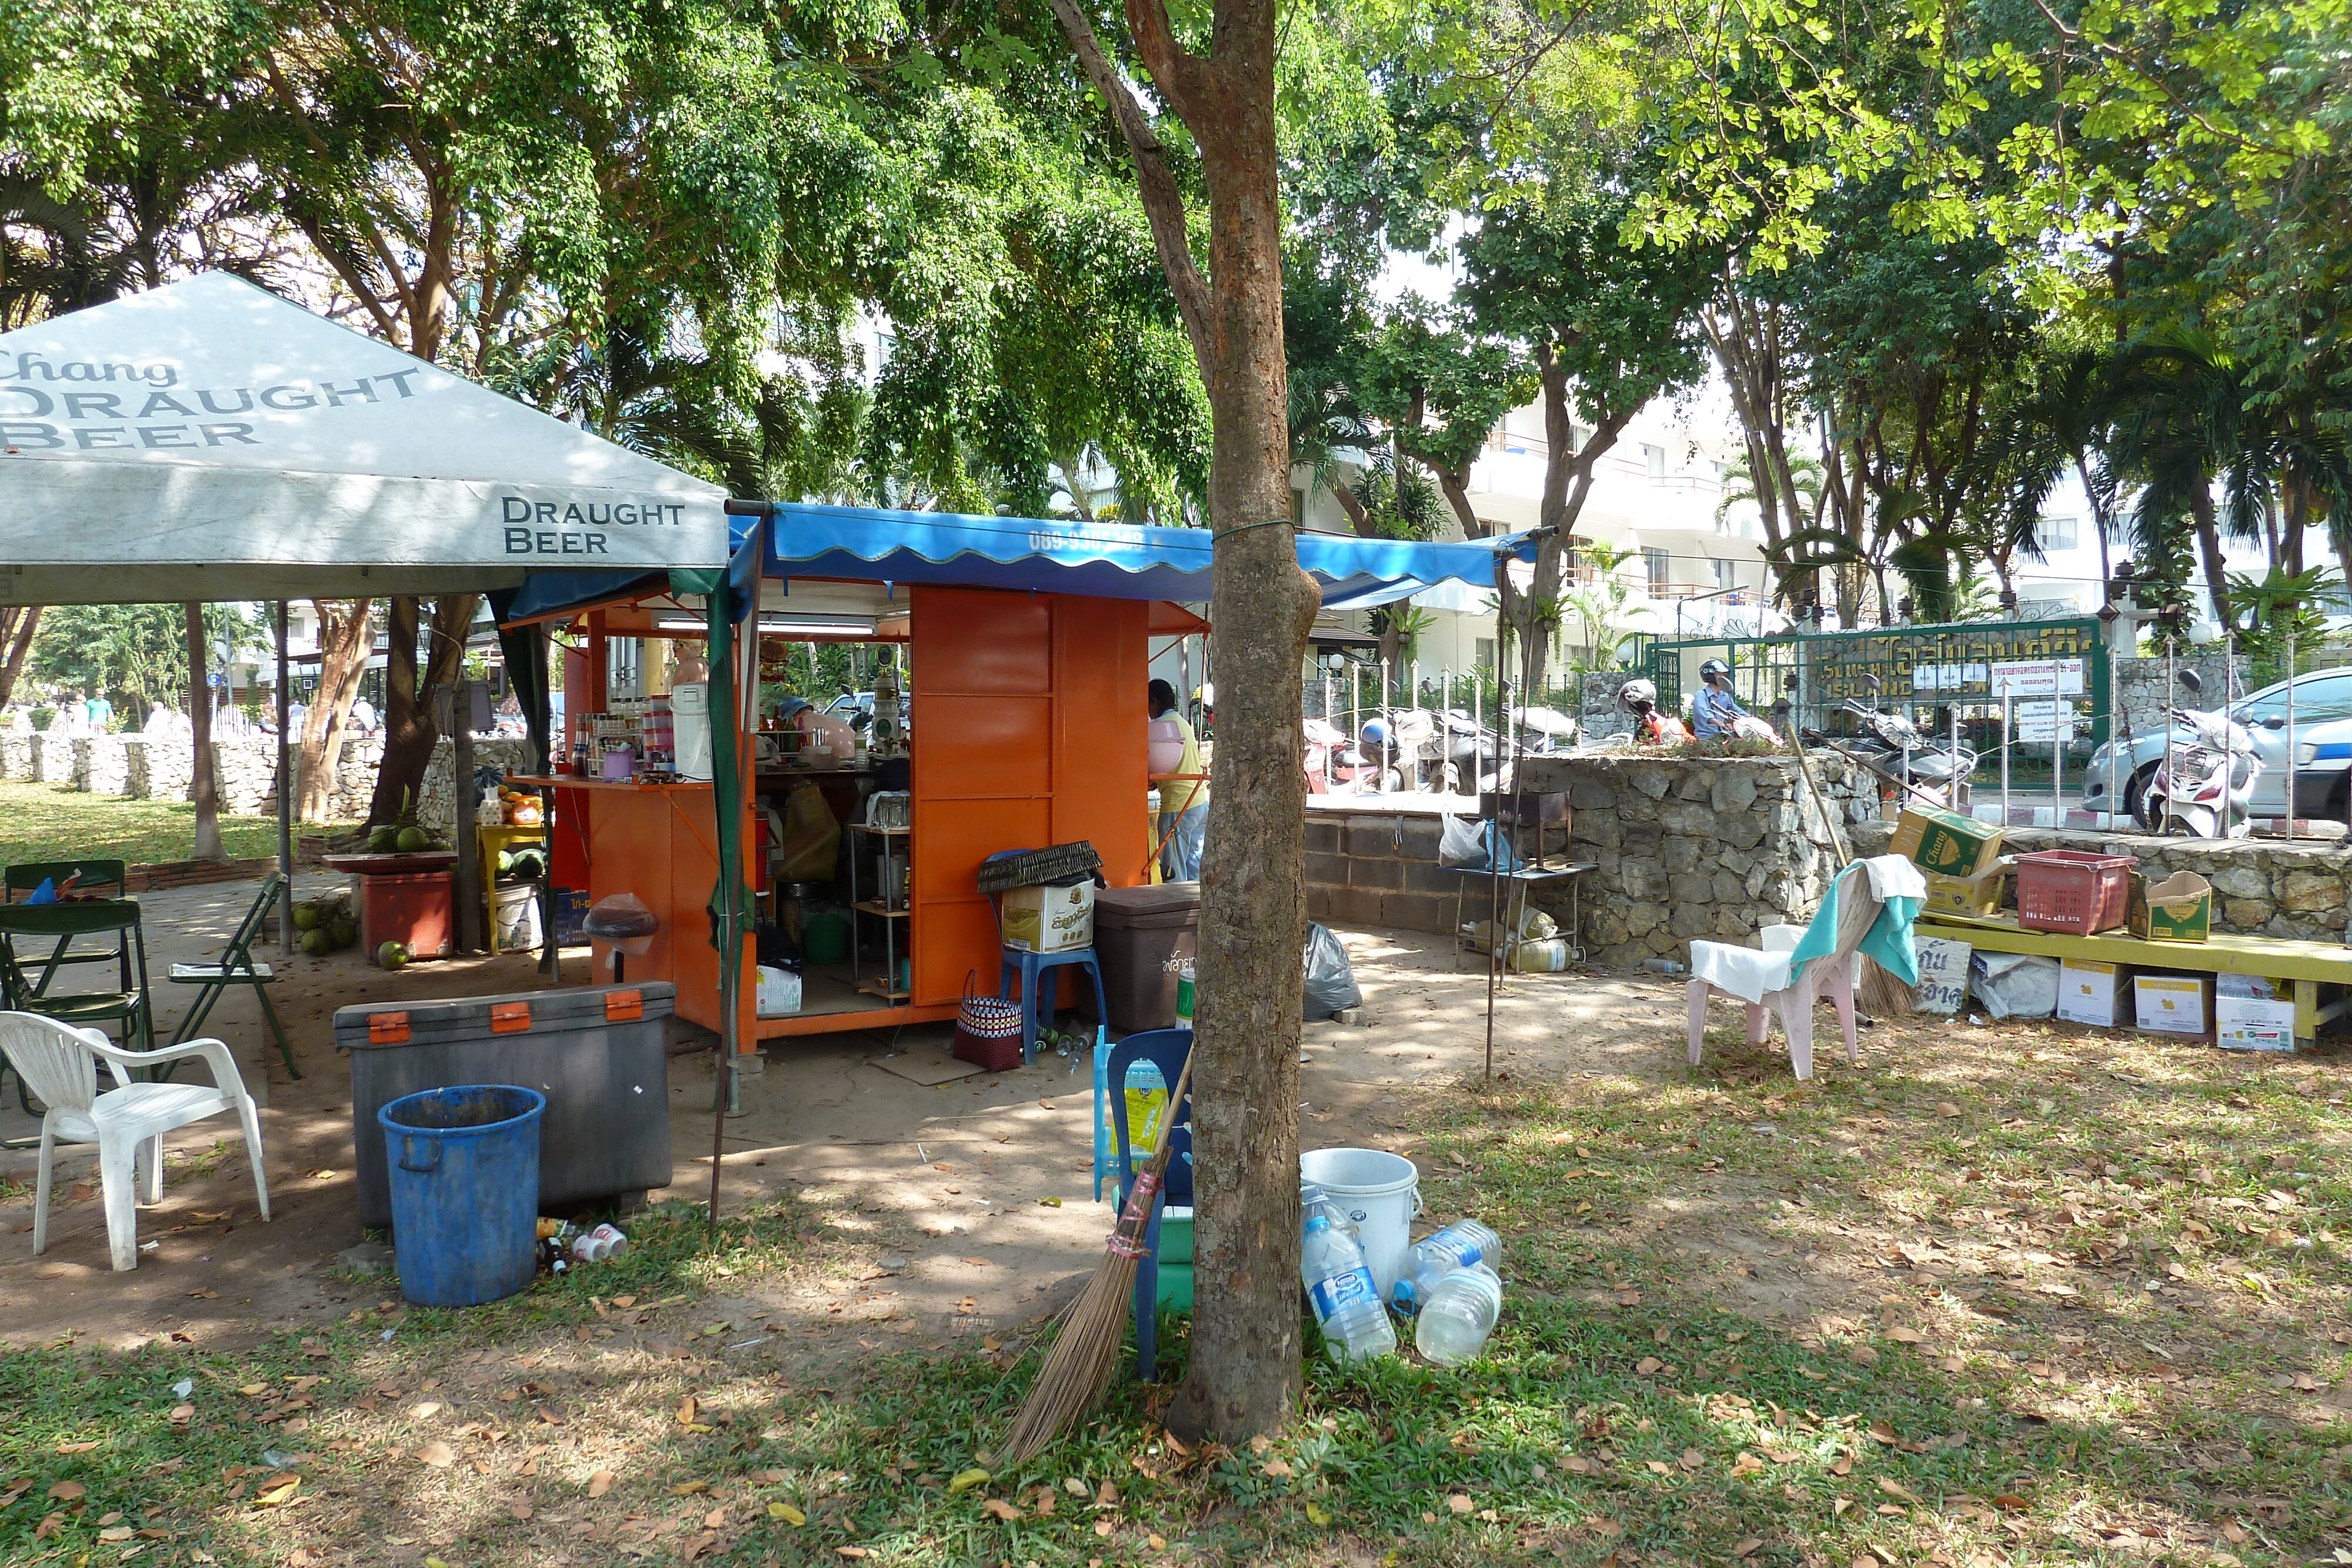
[2014,850,2134,934]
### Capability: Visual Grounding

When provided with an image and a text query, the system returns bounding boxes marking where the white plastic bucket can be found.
[493,882,542,950]
[1299,1147,1421,1299]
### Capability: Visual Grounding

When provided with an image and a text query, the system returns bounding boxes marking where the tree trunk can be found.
[300,599,375,823]
[368,594,478,826]
[1048,0,1316,1445]
[1329,477,1378,537]
[185,604,224,860]
[0,607,40,709]
[2185,488,2232,625]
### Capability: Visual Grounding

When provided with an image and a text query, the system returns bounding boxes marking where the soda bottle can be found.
[1413,1264,1503,1365]
[1300,1215,1396,1363]
[1389,1219,1502,1315]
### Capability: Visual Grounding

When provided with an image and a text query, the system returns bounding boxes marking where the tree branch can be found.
[1045,0,1212,360]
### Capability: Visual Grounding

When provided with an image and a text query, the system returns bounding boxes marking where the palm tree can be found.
[2106,330,2247,625]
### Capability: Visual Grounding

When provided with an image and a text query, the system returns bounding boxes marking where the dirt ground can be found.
[0,876,1699,1351]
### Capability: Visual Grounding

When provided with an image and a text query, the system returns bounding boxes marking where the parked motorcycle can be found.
[1511,705,1580,755]
[1833,679,1977,808]
[2145,668,2261,838]
[1304,716,1392,794]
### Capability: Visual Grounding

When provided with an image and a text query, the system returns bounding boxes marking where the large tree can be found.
[299,600,375,824]
[1045,0,1319,1442]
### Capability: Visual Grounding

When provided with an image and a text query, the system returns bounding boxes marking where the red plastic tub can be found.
[2014,850,2134,934]
[358,870,455,960]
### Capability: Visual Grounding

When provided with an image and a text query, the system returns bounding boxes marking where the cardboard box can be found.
[1924,858,2012,920]
[1892,806,2006,879]
[1000,880,1097,954]
[2134,973,2212,1035]
[2216,994,2296,1052]
[2128,870,2212,942]
[2057,958,2132,1027]
[1912,935,1973,1015]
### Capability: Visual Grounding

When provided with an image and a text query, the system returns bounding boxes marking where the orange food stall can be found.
[498,505,1511,1054]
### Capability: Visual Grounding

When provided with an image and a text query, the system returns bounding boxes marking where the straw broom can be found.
[1783,714,1915,1020]
[988,1054,1195,1470]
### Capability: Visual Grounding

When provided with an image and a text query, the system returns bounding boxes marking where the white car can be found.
[2082,668,2352,827]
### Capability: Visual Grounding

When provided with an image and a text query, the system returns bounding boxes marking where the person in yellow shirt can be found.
[1149,678,1208,881]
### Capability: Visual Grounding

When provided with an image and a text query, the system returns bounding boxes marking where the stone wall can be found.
[1,729,532,830]
[1581,673,1641,742]
[2114,654,2249,738]
[1304,811,1572,935]
[1527,754,1879,965]
[1852,818,2352,942]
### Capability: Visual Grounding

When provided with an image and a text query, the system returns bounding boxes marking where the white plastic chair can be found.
[0,1011,270,1271]
[1684,860,1894,1081]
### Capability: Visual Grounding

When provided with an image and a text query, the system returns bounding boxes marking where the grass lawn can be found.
[0,781,346,868]
[3,1012,2348,1566]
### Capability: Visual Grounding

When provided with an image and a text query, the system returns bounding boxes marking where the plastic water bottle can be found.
[1299,1182,1361,1248]
[1389,1219,1502,1315]
[1301,1215,1396,1363]
[1413,1264,1504,1365]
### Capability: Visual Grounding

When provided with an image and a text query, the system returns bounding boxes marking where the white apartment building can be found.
[1294,390,1778,686]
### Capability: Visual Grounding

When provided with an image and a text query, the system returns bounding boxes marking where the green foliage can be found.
[26,603,258,721]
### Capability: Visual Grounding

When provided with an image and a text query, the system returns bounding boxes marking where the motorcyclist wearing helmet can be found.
[1616,678,1692,745]
[1690,658,1753,740]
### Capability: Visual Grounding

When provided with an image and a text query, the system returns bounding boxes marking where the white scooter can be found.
[2144,668,2261,838]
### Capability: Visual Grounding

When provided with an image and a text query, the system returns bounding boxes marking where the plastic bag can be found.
[776,783,840,881]
[1438,815,1522,872]
[583,892,659,955]
[1969,951,2059,1019]
[1303,922,1362,1020]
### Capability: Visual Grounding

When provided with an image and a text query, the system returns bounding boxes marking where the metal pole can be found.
[2000,681,2012,827]
[1381,657,1394,794]
[276,601,294,956]
[2286,625,2298,840]
[2164,637,2177,834]
[2051,650,2063,830]
[1950,642,1963,812]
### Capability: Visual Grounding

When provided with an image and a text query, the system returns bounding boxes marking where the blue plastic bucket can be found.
[379,1085,546,1308]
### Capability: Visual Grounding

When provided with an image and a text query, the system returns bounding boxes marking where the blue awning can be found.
[765,503,1520,609]
[499,504,1525,625]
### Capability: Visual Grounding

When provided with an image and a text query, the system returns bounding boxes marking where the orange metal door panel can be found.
[1053,599,1150,884]
[911,795,1050,902]
[923,589,1053,693]
[911,694,1054,795]
[913,897,1007,1008]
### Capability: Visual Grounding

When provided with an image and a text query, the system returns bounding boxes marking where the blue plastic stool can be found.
[998,946,1108,1065]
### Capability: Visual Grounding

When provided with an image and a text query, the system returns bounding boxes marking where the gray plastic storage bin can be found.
[336,982,675,1229]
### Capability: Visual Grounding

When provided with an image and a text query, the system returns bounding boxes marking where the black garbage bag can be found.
[1302,922,1362,1021]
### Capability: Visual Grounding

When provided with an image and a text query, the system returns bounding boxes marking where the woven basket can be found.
[953,970,1025,1071]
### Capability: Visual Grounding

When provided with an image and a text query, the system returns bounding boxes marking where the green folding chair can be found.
[164,874,298,1081]
[4,860,131,995]
[0,900,156,1108]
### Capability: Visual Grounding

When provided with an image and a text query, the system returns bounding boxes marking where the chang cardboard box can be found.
[2056,958,2132,1028]
[2127,870,2213,943]
[2133,972,2211,1036]
[1891,806,2006,879]
[1923,858,2012,920]
[1000,879,1097,954]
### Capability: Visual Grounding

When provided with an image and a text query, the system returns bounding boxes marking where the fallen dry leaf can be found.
[1448,1494,1475,1514]
[587,1470,616,1497]
[48,1482,85,1500]
[770,1502,807,1526]
[675,1396,699,1426]
[981,1498,1023,1520]
[416,1442,455,1469]
[1636,1357,1665,1375]
[670,1480,710,1497]
[1735,1539,1765,1557]
[1889,1326,1923,1344]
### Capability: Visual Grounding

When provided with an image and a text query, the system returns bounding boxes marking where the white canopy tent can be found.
[0,272,730,606]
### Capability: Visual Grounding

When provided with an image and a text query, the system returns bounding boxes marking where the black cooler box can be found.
[337,982,675,1229]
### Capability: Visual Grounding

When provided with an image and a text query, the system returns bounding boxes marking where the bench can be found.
[1915,912,2352,1042]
